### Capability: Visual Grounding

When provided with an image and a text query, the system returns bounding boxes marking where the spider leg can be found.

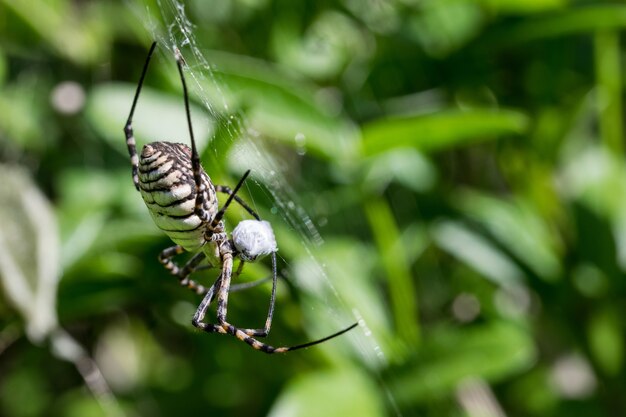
[214,251,234,324]
[198,259,272,292]
[195,249,357,353]
[190,251,258,336]
[176,54,257,244]
[190,258,273,337]
[211,170,251,228]
[124,41,157,191]
[158,245,210,294]
[215,182,260,220]
[160,246,270,297]
[190,249,271,292]
[199,257,275,334]
[228,260,272,293]
[174,53,216,226]
[230,275,272,292]
[219,316,358,354]
[226,252,278,337]
[191,251,264,338]
[202,252,275,338]
[191,274,224,334]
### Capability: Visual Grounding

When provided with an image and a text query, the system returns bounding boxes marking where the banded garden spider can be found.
[123,42,357,353]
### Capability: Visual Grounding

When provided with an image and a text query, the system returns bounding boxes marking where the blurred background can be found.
[1,0,626,416]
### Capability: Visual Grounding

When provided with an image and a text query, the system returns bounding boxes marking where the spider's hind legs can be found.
[158,245,209,295]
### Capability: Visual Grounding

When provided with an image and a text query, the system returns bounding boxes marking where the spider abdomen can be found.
[138,141,218,251]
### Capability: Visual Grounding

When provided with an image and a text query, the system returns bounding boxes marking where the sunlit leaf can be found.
[2,0,109,64]
[0,367,51,417]
[0,49,6,86]
[587,307,623,376]
[487,5,626,45]
[432,220,525,287]
[390,321,536,405]
[360,147,437,193]
[292,239,398,365]
[56,169,159,270]
[0,164,59,342]
[364,198,420,347]
[86,83,212,155]
[272,11,372,80]
[0,75,52,151]
[559,145,626,270]
[55,391,109,417]
[268,368,385,417]
[482,0,566,14]
[454,189,562,281]
[408,0,485,57]
[559,145,626,219]
[172,51,359,161]
[361,109,529,155]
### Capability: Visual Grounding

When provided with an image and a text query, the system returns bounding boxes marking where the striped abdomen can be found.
[138,141,217,251]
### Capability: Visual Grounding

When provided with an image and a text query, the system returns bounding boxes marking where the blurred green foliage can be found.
[1,0,626,416]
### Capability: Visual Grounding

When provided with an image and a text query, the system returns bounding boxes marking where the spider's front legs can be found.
[124,123,140,191]
[125,41,157,191]
[215,184,260,220]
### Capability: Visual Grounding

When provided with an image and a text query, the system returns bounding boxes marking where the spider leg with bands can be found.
[124,42,157,191]
[215,184,261,220]
[176,56,282,340]
[160,244,273,296]
[192,251,275,340]
[192,245,356,353]
[158,245,209,294]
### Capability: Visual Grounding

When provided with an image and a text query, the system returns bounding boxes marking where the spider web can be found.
[130,1,400,413]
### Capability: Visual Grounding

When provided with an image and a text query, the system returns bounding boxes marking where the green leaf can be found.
[0,367,51,417]
[0,164,60,342]
[587,307,623,376]
[360,148,437,194]
[431,220,526,287]
[390,321,536,405]
[454,189,562,282]
[408,0,485,57]
[361,109,529,155]
[86,83,212,156]
[269,367,386,417]
[56,169,160,270]
[0,49,6,86]
[559,145,626,220]
[2,0,109,65]
[594,30,623,154]
[292,239,398,363]
[488,5,626,45]
[481,0,566,14]
[0,75,52,151]
[179,51,359,161]
[364,198,420,347]
[272,11,370,80]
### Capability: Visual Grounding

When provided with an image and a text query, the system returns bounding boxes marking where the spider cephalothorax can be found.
[123,42,356,353]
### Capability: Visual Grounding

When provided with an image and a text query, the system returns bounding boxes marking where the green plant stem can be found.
[364,197,420,346]
[594,30,624,154]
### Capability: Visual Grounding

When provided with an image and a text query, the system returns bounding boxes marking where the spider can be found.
[123,42,357,353]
